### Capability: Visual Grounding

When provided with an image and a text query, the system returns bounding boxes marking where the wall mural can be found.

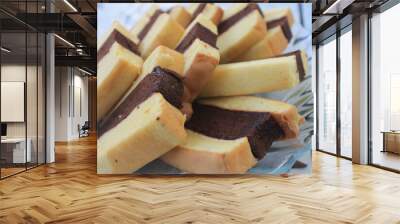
[97,3,313,175]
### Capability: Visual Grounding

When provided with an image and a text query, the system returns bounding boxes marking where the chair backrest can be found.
[82,121,90,129]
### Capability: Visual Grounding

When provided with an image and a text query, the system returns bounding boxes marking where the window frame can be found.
[367,1,400,173]
[315,24,353,161]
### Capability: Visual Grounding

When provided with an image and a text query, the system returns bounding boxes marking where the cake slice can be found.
[97,21,143,120]
[187,3,223,25]
[183,39,219,101]
[162,96,303,174]
[135,46,197,117]
[141,45,184,79]
[264,8,294,27]
[174,15,220,101]
[217,3,267,63]
[162,130,257,174]
[200,50,308,98]
[236,8,294,61]
[98,91,186,174]
[235,34,275,62]
[130,5,162,38]
[98,48,187,174]
[264,8,294,55]
[196,96,304,140]
[168,6,192,28]
[131,6,184,59]
[175,14,218,53]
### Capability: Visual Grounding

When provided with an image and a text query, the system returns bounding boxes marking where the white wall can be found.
[55,67,69,141]
[1,65,39,138]
[1,64,46,164]
[54,67,89,141]
[1,65,26,139]
[73,73,89,137]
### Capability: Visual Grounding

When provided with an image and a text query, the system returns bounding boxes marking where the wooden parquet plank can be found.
[0,135,400,223]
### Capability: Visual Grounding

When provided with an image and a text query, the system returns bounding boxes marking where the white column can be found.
[352,14,369,164]
[46,32,55,163]
[312,45,317,150]
[44,0,56,163]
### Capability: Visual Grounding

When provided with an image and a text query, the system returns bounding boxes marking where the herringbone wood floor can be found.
[1,135,400,224]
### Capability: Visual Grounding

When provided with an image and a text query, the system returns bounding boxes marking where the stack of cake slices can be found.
[97,3,308,174]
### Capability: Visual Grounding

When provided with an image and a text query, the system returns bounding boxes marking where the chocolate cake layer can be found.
[191,3,207,20]
[98,66,183,137]
[267,17,292,41]
[279,50,306,81]
[176,23,217,53]
[137,9,163,41]
[186,103,284,159]
[98,29,139,61]
[218,4,263,34]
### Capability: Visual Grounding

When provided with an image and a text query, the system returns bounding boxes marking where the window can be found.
[339,28,352,158]
[390,75,400,130]
[371,3,400,171]
[317,37,337,154]
[0,1,47,179]
[316,26,353,159]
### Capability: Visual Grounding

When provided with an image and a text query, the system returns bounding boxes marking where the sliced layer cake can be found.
[237,8,294,61]
[200,50,308,98]
[162,96,303,174]
[97,21,143,120]
[187,3,223,25]
[130,6,185,58]
[175,14,220,101]
[217,3,267,63]
[168,6,192,28]
[98,47,187,174]
[264,8,294,56]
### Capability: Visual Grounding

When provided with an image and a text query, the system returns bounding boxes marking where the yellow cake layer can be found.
[98,93,187,174]
[162,130,256,174]
[217,10,267,63]
[200,51,307,98]
[97,43,143,120]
